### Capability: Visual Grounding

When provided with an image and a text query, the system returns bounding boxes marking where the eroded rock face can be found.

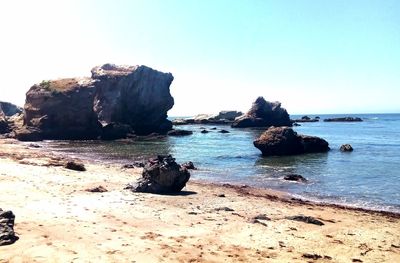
[126,155,190,194]
[253,126,329,156]
[92,64,174,135]
[0,102,22,116]
[19,64,175,140]
[23,78,101,140]
[0,105,9,134]
[232,97,291,128]
[0,208,18,246]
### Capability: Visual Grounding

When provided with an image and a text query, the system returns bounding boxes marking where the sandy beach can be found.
[0,139,399,263]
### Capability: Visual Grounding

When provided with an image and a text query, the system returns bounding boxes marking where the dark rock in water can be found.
[301,116,311,120]
[219,129,230,133]
[126,155,190,194]
[232,97,291,128]
[65,161,86,171]
[181,161,196,170]
[324,117,363,122]
[0,208,18,246]
[28,143,41,148]
[211,127,217,130]
[283,174,307,182]
[253,126,329,156]
[291,116,319,123]
[0,101,22,116]
[293,122,301,126]
[172,111,242,125]
[340,144,354,152]
[167,129,193,136]
[286,215,325,226]
[200,129,209,134]
[19,63,174,141]
[85,186,108,193]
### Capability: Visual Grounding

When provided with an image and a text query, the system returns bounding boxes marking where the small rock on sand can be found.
[85,186,108,193]
[65,161,86,171]
[286,215,325,226]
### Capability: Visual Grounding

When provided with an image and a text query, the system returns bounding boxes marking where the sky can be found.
[0,0,399,116]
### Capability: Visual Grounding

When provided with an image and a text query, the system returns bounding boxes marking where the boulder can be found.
[19,63,175,140]
[232,97,291,128]
[253,126,329,156]
[0,208,18,246]
[167,129,193,136]
[340,144,354,152]
[324,117,362,122]
[0,101,22,116]
[125,155,190,194]
[181,161,196,170]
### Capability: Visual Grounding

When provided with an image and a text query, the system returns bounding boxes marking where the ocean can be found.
[41,114,400,213]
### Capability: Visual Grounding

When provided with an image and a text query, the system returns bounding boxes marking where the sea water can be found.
[42,114,400,213]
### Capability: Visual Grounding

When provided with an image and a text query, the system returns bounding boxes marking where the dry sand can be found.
[0,139,399,263]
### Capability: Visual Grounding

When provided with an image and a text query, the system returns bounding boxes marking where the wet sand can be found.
[0,139,399,262]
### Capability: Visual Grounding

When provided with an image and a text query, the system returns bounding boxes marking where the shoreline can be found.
[1,139,400,262]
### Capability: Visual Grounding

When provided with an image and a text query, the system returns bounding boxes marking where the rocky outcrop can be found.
[232,97,291,128]
[283,174,307,182]
[324,117,362,122]
[172,111,242,125]
[22,78,102,140]
[92,64,174,135]
[0,208,18,246]
[0,105,9,134]
[18,64,174,140]
[0,102,22,116]
[291,116,319,123]
[167,129,193,136]
[253,126,329,156]
[125,155,190,194]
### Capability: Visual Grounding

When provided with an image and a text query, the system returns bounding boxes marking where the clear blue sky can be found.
[0,0,399,115]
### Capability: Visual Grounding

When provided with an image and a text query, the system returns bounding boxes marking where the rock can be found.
[14,126,42,141]
[0,105,9,134]
[181,161,196,170]
[167,129,193,136]
[283,174,307,182]
[125,155,190,194]
[0,101,22,116]
[302,253,323,260]
[213,111,243,121]
[215,207,235,212]
[200,130,209,134]
[291,116,319,123]
[286,215,325,226]
[293,122,301,126]
[253,126,329,156]
[0,208,18,246]
[19,63,175,140]
[65,161,86,171]
[92,64,174,135]
[122,161,145,169]
[232,97,291,128]
[85,186,108,193]
[324,117,363,122]
[210,127,217,130]
[23,78,102,140]
[340,144,354,152]
[219,129,230,133]
[253,214,271,221]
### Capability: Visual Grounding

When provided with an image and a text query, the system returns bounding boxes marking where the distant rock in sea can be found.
[340,144,354,152]
[253,126,329,156]
[15,63,174,141]
[324,117,363,122]
[172,110,242,125]
[232,97,291,128]
[0,102,22,117]
[291,115,319,123]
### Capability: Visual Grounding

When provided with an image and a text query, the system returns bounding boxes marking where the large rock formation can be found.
[172,111,242,126]
[232,97,291,128]
[17,64,174,140]
[0,208,18,246]
[92,64,174,135]
[125,155,190,194]
[253,126,329,156]
[0,101,22,116]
